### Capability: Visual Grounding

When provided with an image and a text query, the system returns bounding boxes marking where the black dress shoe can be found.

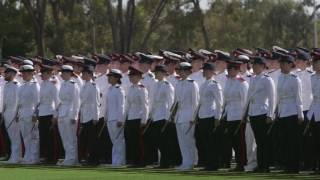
[199,167,218,171]
[153,165,170,169]
[229,166,244,172]
[252,168,269,173]
[127,164,146,168]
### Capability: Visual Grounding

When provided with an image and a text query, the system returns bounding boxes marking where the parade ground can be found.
[0,164,318,180]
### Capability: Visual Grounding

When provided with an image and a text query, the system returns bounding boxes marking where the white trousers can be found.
[107,121,126,166]
[19,117,39,163]
[58,119,78,165]
[5,116,21,163]
[245,122,257,171]
[176,122,196,168]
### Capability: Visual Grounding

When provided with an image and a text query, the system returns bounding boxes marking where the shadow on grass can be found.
[0,163,319,180]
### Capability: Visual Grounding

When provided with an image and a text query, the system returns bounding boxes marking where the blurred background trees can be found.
[0,0,318,57]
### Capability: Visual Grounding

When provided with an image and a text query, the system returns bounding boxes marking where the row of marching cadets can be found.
[0,45,320,173]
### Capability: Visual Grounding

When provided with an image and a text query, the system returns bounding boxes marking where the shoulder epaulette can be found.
[148,72,154,78]
[263,74,270,77]
[290,74,297,78]
[164,81,169,85]
[307,70,313,74]
[210,79,217,84]
[187,79,194,82]
[139,84,145,88]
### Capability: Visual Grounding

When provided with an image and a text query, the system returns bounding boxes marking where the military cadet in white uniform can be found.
[293,48,314,170]
[125,66,148,167]
[93,54,113,163]
[234,54,258,172]
[223,60,249,171]
[56,65,80,166]
[145,65,175,168]
[188,51,207,166]
[138,54,159,165]
[38,64,59,163]
[197,62,223,171]
[307,54,320,172]
[78,65,100,165]
[106,69,126,167]
[243,57,275,172]
[18,65,40,164]
[276,54,303,173]
[3,65,21,164]
[174,62,199,171]
[256,48,282,168]
[162,52,183,166]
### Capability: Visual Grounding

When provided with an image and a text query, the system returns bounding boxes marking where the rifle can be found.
[267,106,278,135]
[0,107,5,128]
[185,104,200,135]
[212,104,226,133]
[32,103,40,121]
[142,118,152,135]
[161,101,178,133]
[97,120,106,138]
[302,118,314,136]
[77,103,83,137]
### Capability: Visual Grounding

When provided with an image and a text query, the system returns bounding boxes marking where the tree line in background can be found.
[0,0,319,58]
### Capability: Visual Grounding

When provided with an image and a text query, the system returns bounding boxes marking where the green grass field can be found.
[0,164,319,180]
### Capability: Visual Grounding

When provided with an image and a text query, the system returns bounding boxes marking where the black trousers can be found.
[39,115,56,162]
[198,117,220,169]
[270,119,281,167]
[278,115,300,171]
[165,122,181,166]
[0,113,10,158]
[225,120,246,168]
[144,120,171,167]
[79,120,99,164]
[250,114,272,170]
[96,118,112,163]
[195,122,205,166]
[125,119,141,165]
[53,123,64,160]
[216,121,232,168]
[143,120,158,165]
[299,111,315,169]
[312,121,320,170]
